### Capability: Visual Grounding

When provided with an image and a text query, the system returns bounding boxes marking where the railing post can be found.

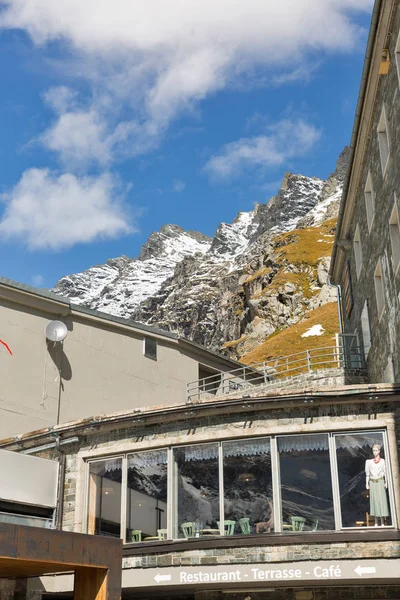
[221,372,225,394]
[307,349,311,372]
[263,362,267,384]
[335,333,340,368]
[186,382,190,403]
[243,367,246,382]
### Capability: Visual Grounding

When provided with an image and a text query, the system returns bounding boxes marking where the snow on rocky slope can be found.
[53,225,211,318]
[53,148,349,355]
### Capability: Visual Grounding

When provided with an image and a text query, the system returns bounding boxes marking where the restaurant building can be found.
[1,381,399,600]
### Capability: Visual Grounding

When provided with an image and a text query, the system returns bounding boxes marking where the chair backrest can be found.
[311,519,319,531]
[181,522,195,538]
[291,516,306,531]
[131,529,142,542]
[218,520,236,535]
[238,518,250,535]
[366,512,375,526]
[157,529,168,540]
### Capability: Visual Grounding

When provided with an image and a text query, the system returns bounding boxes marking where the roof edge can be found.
[329,0,383,280]
[1,382,398,450]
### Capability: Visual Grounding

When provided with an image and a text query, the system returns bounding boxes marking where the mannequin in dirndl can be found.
[365,444,389,526]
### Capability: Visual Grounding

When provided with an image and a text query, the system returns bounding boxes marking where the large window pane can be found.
[87,458,122,537]
[223,438,273,534]
[173,444,219,538]
[335,432,392,527]
[126,450,168,542]
[278,434,334,531]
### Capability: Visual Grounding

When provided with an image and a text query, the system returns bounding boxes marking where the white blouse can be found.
[365,458,386,479]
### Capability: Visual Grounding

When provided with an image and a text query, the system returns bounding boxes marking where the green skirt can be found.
[369,479,389,517]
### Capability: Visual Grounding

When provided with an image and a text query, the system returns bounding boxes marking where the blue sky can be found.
[0,0,373,288]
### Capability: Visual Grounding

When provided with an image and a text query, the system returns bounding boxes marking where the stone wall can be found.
[206,368,368,402]
[343,4,400,384]
[123,540,400,570]
[194,588,400,600]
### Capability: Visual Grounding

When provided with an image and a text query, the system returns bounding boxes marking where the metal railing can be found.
[186,338,366,403]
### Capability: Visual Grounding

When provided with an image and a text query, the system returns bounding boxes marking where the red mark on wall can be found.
[0,339,12,355]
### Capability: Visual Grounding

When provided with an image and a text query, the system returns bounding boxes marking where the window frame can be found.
[353,225,362,278]
[395,27,400,87]
[374,258,385,320]
[377,105,390,178]
[342,260,353,318]
[83,429,397,541]
[143,336,157,360]
[389,195,400,275]
[364,171,375,232]
[360,300,372,359]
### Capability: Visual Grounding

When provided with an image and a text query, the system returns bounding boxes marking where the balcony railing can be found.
[187,336,366,403]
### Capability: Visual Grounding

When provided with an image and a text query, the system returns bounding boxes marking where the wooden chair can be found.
[130,529,142,542]
[311,519,319,531]
[217,520,236,535]
[291,516,306,531]
[181,522,195,538]
[366,512,375,527]
[157,529,168,540]
[238,518,250,534]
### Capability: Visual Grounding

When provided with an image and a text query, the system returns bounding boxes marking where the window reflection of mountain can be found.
[127,465,167,500]
[280,450,334,530]
[180,475,219,522]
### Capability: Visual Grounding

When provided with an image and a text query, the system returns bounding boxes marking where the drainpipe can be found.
[328,277,344,335]
[55,437,66,530]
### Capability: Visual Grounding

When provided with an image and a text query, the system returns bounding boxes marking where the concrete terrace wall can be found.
[199,368,368,403]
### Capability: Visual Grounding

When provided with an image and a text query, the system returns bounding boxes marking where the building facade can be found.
[0,276,240,439]
[330,0,400,384]
[1,382,399,600]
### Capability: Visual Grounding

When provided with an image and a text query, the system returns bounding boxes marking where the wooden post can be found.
[87,473,97,535]
[74,568,110,600]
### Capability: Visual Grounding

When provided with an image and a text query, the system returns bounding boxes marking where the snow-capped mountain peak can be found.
[52,224,211,318]
[52,149,348,333]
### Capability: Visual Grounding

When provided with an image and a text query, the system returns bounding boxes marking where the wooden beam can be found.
[74,568,111,600]
[87,472,98,535]
[0,523,122,600]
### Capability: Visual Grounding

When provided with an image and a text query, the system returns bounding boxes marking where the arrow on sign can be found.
[354,565,376,576]
[154,573,172,584]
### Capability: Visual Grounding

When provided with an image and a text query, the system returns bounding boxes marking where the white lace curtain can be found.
[223,438,270,457]
[127,450,168,467]
[104,433,383,468]
[278,434,329,452]
[183,444,219,462]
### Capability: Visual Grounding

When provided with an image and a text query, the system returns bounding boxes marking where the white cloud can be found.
[173,179,186,193]
[0,1,372,163]
[32,274,45,286]
[0,169,133,250]
[204,118,321,179]
[40,87,164,169]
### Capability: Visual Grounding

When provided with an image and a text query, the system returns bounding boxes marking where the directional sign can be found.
[123,559,400,589]
[154,574,172,584]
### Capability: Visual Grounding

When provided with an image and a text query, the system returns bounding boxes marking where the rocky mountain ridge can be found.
[53,148,349,360]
